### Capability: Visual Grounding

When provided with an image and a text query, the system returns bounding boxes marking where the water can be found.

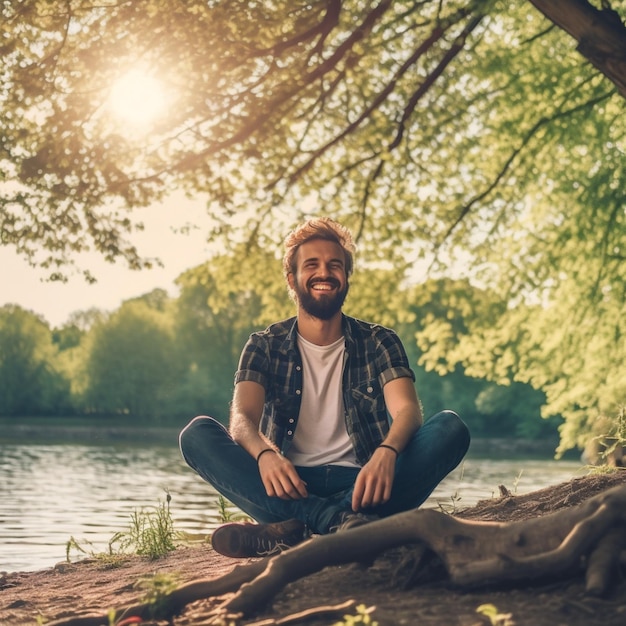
[0,443,586,574]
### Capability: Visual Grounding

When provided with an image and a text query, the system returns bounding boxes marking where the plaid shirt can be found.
[234,314,415,466]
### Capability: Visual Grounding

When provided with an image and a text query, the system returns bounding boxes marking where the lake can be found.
[0,442,587,573]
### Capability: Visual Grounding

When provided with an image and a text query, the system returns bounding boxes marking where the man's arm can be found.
[379,376,423,452]
[351,377,422,511]
[229,380,271,458]
[230,381,308,500]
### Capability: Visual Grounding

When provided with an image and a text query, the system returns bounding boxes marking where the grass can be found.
[109,492,178,559]
[65,491,256,567]
[66,491,180,565]
[436,461,465,514]
[133,572,181,619]
[216,495,252,523]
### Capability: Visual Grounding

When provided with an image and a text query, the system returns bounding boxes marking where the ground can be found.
[2,471,626,626]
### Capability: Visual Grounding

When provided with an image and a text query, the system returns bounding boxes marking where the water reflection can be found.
[0,443,585,573]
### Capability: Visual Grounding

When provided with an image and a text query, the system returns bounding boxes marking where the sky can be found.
[0,194,215,327]
[1,71,224,328]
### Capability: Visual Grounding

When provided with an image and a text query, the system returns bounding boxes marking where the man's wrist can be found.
[378,443,399,458]
[256,448,277,464]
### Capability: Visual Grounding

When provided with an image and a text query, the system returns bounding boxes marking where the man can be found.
[179,217,470,558]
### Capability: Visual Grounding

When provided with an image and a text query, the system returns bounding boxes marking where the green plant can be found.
[476,603,515,626]
[216,495,252,523]
[578,406,626,473]
[436,461,464,514]
[437,490,462,514]
[66,492,179,564]
[65,536,90,562]
[66,535,127,568]
[598,406,626,463]
[110,492,178,559]
[133,572,180,619]
[333,604,378,626]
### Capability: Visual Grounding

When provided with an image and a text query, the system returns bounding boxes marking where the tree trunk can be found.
[527,0,626,99]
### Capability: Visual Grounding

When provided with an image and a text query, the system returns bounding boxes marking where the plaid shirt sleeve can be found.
[375,327,415,386]
[234,332,270,388]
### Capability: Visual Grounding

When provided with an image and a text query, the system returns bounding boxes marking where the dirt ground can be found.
[2,471,626,626]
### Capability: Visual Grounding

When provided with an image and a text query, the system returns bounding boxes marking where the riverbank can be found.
[0,418,181,445]
[0,418,565,458]
[2,471,624,626]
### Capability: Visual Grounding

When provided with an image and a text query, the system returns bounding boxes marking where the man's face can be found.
[289,239,349,320]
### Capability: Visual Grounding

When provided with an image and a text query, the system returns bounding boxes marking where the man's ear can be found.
[287,271,295,291]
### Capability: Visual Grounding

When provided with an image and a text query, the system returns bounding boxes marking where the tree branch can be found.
[436,88,614,249]
[527,0,626,99]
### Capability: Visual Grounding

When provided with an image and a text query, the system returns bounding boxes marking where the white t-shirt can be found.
[287,334,358,467]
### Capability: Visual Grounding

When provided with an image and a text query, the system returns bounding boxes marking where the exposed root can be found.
[47,484,626,625]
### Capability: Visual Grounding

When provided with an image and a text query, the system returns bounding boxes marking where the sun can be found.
[107,68,169,127]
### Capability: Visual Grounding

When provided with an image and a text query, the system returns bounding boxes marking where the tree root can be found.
[46,557,269,626]
[48,484,626,626]
[245,599,361,625]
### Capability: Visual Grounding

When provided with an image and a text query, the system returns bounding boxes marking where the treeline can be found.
[0,256,561,440]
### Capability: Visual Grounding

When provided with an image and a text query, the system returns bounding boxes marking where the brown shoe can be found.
[211,518,307,558]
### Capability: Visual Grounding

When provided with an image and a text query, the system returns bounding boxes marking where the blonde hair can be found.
[282,217,356,280]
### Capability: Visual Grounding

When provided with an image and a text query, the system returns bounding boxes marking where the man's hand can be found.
[258,451,308,500]
[351,446,396,511]
[230,381,307,500]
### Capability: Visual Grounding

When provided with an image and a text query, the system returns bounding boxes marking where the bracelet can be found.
[378,444,399,458]
[256,448,276,464]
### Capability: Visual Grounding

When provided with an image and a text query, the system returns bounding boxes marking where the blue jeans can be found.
[179,410,470,534]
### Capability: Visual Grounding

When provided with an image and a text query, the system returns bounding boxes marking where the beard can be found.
[294,277,349,321]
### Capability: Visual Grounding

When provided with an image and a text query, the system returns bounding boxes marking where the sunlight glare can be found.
[108,68,169,127]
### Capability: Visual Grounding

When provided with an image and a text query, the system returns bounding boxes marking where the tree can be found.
[1,0,622,273]
[52,307,107,350]
[81,294,183,419]
[1,0,624,450]
[173,246,287,421]
[414,273,625,455]
[399,277,558,438]
[0,305,71,415]
[474,381,556,439]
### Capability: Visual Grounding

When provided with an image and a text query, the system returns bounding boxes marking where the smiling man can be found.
[179,217,470,558]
